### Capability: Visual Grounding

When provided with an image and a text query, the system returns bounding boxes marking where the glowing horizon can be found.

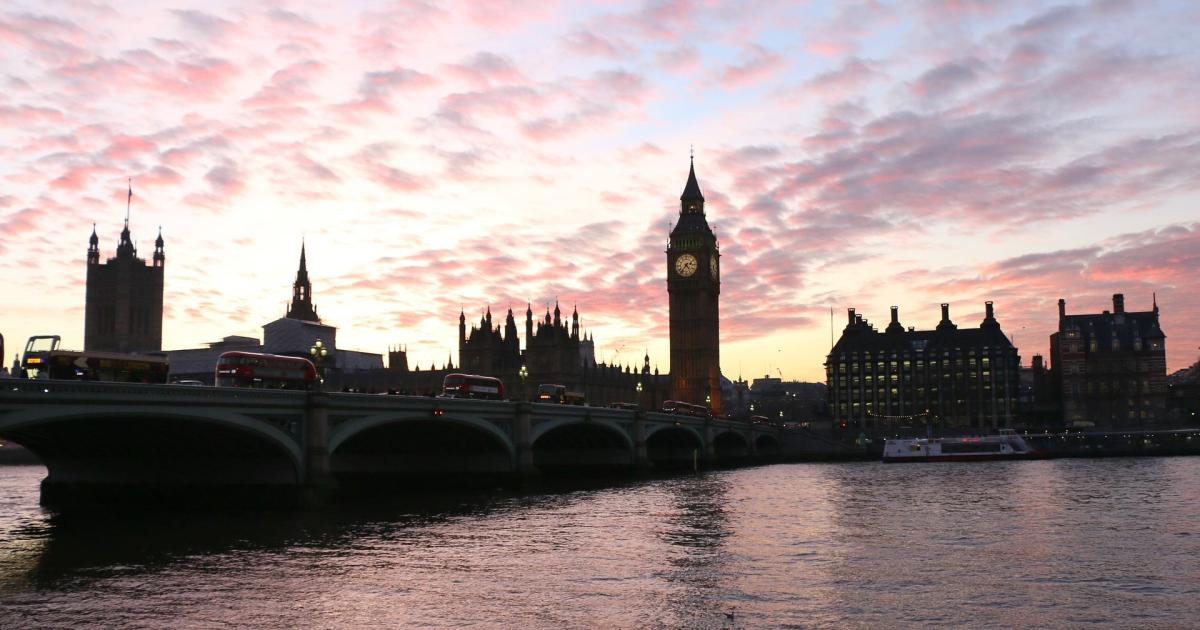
[1,1,1198,381]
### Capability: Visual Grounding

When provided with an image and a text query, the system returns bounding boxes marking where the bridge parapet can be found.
[2,380,306,405]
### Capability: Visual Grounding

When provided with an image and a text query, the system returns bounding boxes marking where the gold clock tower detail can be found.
[667,157,721,413]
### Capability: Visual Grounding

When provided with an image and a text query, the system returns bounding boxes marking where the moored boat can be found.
[883,429,1043,463]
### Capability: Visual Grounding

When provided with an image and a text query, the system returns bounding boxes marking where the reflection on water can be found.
[2,459,1199,628]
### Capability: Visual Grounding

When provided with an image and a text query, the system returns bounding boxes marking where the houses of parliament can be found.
[85,160,729,411]
[345,159,725,410]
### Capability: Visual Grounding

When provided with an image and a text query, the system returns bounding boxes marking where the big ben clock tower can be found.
[667,157,721,413]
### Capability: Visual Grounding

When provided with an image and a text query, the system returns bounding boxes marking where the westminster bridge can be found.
[0,381,857,507]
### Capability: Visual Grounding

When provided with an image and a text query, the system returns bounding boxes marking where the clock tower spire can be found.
[666,155,721,413]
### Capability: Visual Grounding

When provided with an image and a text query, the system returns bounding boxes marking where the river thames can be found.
[1,458,1198,628]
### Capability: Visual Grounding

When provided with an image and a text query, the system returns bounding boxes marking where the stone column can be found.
[704,416,715,458]
[514,401,536,476]
[632,410,650,471]
[303,390,335,504]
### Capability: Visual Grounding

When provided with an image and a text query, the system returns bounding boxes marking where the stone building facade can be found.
[1050,294,1167,428]
[84,218,164,353]
[825,303,1020,432]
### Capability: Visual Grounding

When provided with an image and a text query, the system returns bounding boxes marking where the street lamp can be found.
[519,364,528,401]
[309,339,328,388]
[636,381,643,409]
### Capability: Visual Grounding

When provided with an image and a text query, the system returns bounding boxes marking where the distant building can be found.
[746,376,827,424]
[1166,353,1199,426]
[825,303,1020,432]
[166,335,261,384]
[165,243,382,385]
[1050,294,1167,428]
[347,302,669,406]
[84,216,164,353]
[1017,355,1059,429]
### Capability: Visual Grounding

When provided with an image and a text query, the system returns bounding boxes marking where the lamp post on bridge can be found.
[519,364,528,402]
[309,339,328,391]
[636,381,643,409]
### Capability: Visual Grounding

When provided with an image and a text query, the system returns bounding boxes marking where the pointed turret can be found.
[680,155,705,212]
[525,302,533,349]
[153,226,165,268]
[116,221,136,259]
[88,224,100,265]
[286,241,320,322]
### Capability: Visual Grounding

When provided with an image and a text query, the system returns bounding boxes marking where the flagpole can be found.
[126,177,132,225]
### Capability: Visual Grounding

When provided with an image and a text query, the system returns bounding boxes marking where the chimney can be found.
[890,306,899,324]
[847,308,856,326]
[1113,293,1125,314]
[985,301,994,320]
[940,303,950,322]
[1058,298,1066,321]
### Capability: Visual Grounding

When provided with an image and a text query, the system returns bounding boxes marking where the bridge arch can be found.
[329,412,515,482]
[645,423,705,469]
[530,417,634,473]
[0,407,304,485]
[713,429,751,460]
[755,433,782,456]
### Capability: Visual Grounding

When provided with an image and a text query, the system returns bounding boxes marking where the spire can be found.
[298,239,309,282]
[286,240,319,322]
[87,223,99,265]
[116,180,137,259]
[153,226,165,268]
[680,153,704,209]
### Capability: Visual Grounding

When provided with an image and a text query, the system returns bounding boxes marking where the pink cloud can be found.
[910,59,984,98]
[444,52,524,87]
[657,45,699,73]
[0,104,66,126]
[802,57,883,98]
[243,60,327,109]
[562,28,634,59]
[102,135,158,161]
[49,164,116,191]
[717,44,785,88]
[337,67,436,116]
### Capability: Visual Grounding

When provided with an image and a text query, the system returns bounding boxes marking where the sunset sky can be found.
[1,0,1198,381]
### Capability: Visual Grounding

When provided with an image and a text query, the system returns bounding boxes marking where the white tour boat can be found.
[882,429,1042,463]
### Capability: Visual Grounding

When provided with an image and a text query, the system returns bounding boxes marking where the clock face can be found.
[675,253,698,277]
[710,256,718,280]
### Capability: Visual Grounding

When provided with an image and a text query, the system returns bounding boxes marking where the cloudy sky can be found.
[1,0,1198,381]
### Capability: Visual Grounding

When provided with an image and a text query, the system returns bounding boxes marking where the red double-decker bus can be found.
[215,351,316,390]
[441,373,504,400]
[662,400,710,418]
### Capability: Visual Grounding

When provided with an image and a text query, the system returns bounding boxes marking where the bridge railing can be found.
[0,380,306,403]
